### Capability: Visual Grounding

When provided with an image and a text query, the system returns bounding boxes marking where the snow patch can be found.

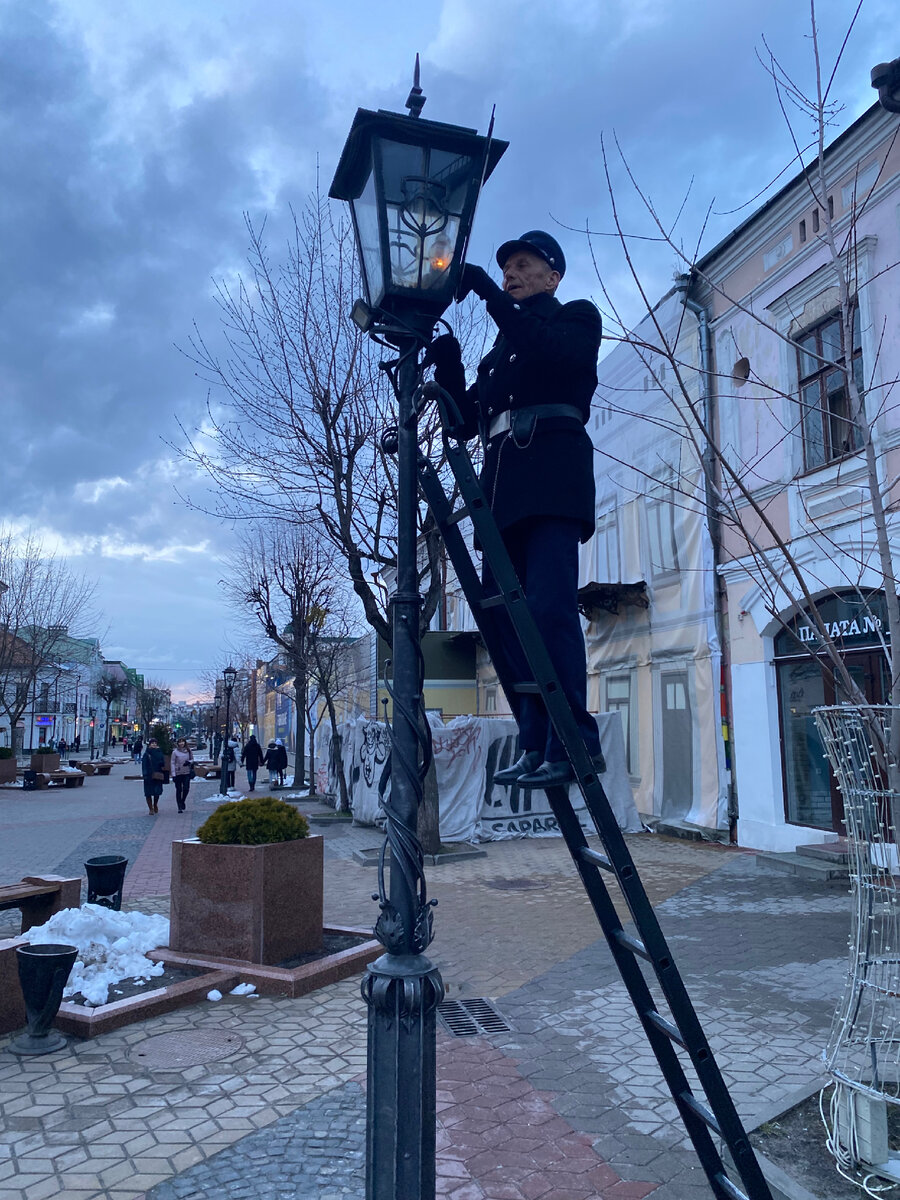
[207,989,223,1001]
[20,904,169,1007]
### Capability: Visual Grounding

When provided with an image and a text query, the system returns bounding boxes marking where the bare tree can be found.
[222,523,348,788]
[96,671,127,756]
[136,680,169,736]
[0,528,98,755]
[586,4,900,788]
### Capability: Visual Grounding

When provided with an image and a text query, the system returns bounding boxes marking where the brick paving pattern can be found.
[0,770,851,1198]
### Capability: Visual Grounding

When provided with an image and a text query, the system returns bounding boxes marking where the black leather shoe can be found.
[492,750,542,786]
[518,759,574,788]
[519,753,607,789]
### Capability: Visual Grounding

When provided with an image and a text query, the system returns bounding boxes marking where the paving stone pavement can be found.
[0,775,852,1198]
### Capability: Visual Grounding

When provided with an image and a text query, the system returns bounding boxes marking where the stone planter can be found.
[30,752,60,773]
[0,756,16,784]
[169,836,323,965]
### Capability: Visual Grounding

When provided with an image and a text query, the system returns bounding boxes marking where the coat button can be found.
[488,368,494,376]
[508,394,514,402]
[509,354,516,362]
[487,406,493,415]
[513,303,521,310]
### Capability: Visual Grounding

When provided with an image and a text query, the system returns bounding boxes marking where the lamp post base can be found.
[362,952,445,1200]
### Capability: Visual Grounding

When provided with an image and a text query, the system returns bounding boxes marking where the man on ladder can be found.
[425,230,606,788]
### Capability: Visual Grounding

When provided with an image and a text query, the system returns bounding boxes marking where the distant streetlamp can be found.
[88,708,96,760]
[218,666,238,797]
[213,684,224,764]
[330,60,506,1200]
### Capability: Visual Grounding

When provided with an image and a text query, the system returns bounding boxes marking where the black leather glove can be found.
[422,333,462,371]
[456,263,494,302]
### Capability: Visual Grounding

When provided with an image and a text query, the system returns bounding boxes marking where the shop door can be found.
[661,671,692,819]
[829,651,890,831]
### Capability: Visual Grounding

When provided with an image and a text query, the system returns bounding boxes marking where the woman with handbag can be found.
[171,737,194,813]
[141,737,166,814]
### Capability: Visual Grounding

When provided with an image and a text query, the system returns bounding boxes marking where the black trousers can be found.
[174,775,190,807]
[483,516,600,762]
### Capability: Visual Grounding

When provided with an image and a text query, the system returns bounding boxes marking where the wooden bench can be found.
[47,771,86,788]
[0,875,82,933]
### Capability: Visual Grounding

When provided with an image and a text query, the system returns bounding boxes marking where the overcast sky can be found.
[0,0,892,699]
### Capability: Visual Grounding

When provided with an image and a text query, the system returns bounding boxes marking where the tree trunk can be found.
[297,687,307,783]
[326,698,350,812]
[419,754,441,856]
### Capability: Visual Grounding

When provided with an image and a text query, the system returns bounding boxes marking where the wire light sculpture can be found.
[814,704,900,1194]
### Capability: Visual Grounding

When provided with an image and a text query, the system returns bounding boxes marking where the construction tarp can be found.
[315,713,642,841]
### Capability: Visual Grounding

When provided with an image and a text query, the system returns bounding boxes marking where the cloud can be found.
[0,0,890,683]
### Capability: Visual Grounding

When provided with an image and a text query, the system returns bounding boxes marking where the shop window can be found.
[605,674,635,773]
[795,307,863,469]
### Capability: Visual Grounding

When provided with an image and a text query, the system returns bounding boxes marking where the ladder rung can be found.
[713,1173,748,1200]
[478,594,507,610]
[614,930,651,961]
[446,506,469,526]
[679,1091,722,1137]
[510,682,541,695]
[644,1009,687,1049]
[580,846,613,872]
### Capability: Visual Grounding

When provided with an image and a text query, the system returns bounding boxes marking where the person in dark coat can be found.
[427,230,605,789]
[240,735,264,792]
[263,741,279,789]
[141,737,166,814]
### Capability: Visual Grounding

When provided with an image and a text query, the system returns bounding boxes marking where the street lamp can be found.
[330,61,506,1200]
[213,684,224,764]
[872,57,900,112]
[218,666,238,797]
[88,708,96,760]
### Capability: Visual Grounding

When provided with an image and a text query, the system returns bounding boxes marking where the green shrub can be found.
[197,795,310,845]
[0,747,13,759]
[150,722,173,755]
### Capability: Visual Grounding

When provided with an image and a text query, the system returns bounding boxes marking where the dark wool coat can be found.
[436,287,601,540]
[141,746,166,798]
[241,738,265,769]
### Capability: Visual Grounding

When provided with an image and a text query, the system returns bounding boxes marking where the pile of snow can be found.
[207,988,223,1002]
[21,904,169,1007]
[230,982,257,996]
[202,789,246,803]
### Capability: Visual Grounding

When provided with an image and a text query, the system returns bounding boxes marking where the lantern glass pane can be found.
[352,169,384,306]
[378,139,477,293]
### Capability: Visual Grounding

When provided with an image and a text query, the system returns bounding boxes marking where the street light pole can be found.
[218,666,237,796]
[329,67,506,1200]
[362,339,443,1200]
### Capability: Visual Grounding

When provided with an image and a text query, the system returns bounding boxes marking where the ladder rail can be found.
[418,436,773,1200]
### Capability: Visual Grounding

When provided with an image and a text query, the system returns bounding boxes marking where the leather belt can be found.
[488,403,583,440]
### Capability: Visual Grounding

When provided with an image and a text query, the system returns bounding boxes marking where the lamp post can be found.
[330,61,505,1200]
[213,684,223,764]
[218,666,237,797]
[88,708,96,760]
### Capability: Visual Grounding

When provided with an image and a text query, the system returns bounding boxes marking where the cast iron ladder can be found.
[417,422,773,1200]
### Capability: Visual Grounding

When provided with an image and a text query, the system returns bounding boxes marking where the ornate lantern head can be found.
[329,61,506,332]
[222,665,237,695]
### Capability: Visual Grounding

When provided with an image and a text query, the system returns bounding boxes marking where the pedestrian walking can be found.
[263,741,279,789]
[171,737,194,812]
[428,229,605,789]
[57,738,67,758]
[240,734,264,792]
[273,738,288,787]
[225,738,240,789]
[73,734,81,752]
[132,737,143,763]
[141,737,165,814]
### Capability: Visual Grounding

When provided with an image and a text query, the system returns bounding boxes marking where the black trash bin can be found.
[10,942,78,1055]
[22,770,37,791]
[84,855,128,910]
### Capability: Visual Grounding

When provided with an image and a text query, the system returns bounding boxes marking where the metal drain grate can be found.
[438,997,511,1037]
